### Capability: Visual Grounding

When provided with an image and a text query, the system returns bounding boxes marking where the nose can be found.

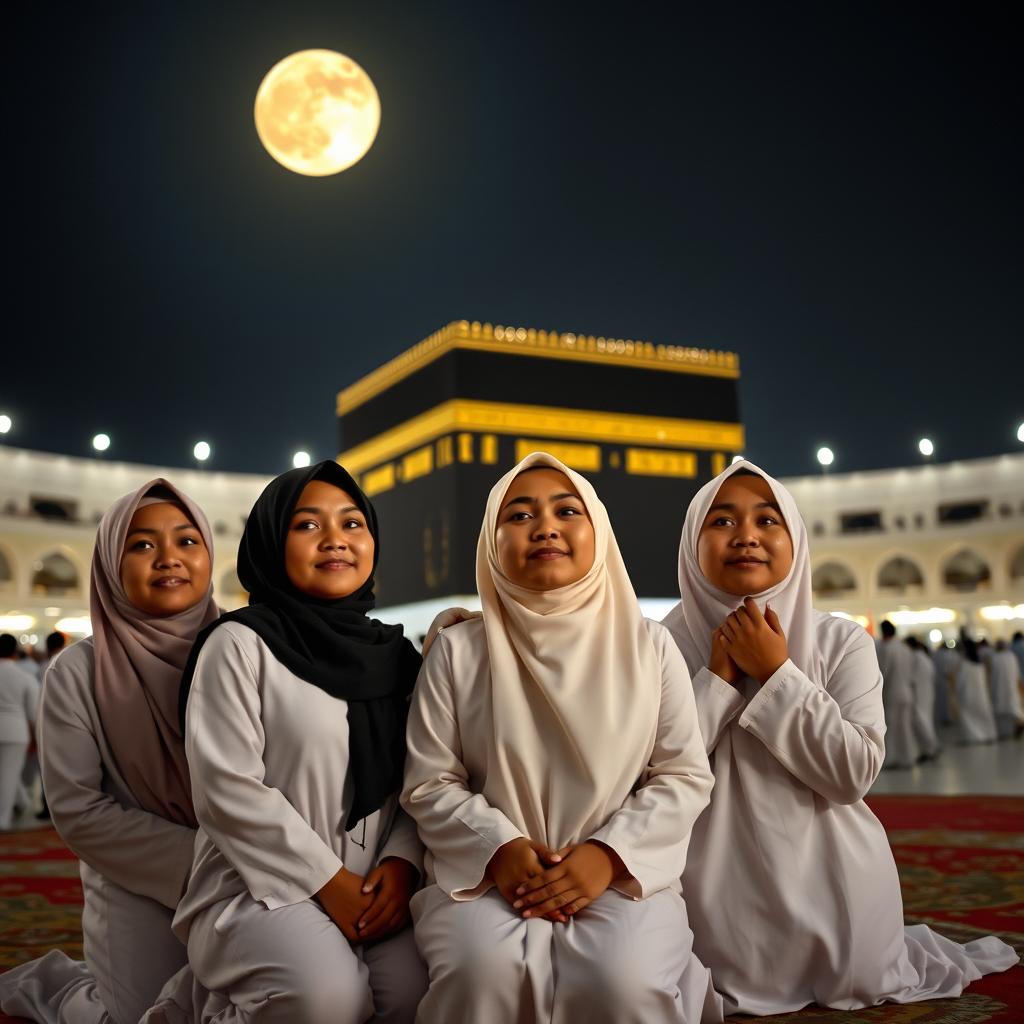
[530,513,560,541]
[153,545,182,569]
[732,522,761,547]
[319,524,348,550]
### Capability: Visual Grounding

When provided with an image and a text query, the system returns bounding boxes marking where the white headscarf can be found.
[661,460,824,687]
[477,451,662,849]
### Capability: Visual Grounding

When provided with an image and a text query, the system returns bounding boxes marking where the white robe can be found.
[681,611,1018,1016]
[955,660,998,744]
[878,638,918,769]
[148,622,426,1024]
[988,649,1023,739]
[909,648,941,758]
[0,640,192,1024]
[402,618,720,1024]
[0,660,38,830]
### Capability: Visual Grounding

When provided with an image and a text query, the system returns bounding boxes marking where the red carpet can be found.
[1,796,1021,1022]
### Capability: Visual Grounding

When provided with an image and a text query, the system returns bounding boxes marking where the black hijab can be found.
[179,460,421,829]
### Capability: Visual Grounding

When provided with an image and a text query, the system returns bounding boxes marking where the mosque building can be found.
[1,321,1021,645]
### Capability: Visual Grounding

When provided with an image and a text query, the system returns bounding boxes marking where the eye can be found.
[759,515,780,527]
[179,536,200,546]
[130,539,154,551]
[344,518,364,529]
[711,515,735,527]
[293,519,319,531]
[558,506,583,517]
[507,511,532,522]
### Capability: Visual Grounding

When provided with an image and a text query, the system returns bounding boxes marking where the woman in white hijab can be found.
[403,452,719,1024]
[663,460,1018,1015]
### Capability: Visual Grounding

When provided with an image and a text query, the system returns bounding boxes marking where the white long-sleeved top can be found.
[402,617,713,902]
[174,621,422,939]
[681,611,1017,1013]
[37,639,195,909]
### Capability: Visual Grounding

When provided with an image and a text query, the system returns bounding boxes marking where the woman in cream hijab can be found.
[403,452,719,1024]
[663,460,1018,1015]
[0,480,220,1024]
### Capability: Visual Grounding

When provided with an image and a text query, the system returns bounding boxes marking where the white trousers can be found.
[412,885,721,1024]
[0,863,186,1024]
[0,740,28,829]
[145,892,426,1024]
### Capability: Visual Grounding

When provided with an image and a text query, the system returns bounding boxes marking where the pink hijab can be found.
[90,479,220,827]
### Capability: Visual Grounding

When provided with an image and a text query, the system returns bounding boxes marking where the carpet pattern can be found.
[0,795,1020,1022]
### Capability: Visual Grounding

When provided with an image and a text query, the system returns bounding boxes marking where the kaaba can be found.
[337,320,743,605]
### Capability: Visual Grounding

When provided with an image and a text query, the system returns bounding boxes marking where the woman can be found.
[154,460,425,1024]
[955,638,998,744]
[663,460,1018,1015]
[403,452,719,1024]
[0,480,220,1024]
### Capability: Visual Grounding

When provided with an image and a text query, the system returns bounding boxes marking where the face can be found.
[495,467,596,590]
[120,502,212,617]
[284,479,375,600]
[697,474,794,596]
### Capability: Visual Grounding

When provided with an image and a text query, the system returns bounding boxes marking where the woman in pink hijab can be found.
[0,480,220,1024]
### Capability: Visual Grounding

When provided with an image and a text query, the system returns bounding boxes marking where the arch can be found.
[876,555,925,595]
[31,551,80,597]
[941,548,991,593]
[812,560,858,598]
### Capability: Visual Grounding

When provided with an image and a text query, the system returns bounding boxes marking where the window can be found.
[937,500,988,525]
[30,496,79,522]
[840,511,883,534]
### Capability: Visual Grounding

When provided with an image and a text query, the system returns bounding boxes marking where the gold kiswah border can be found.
[338,398,745,477]
[337,321,740,416]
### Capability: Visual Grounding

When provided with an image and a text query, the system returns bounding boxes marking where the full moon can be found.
[254,50,381,176]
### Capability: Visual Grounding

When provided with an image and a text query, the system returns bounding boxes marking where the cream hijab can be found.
[477,451,662,849]
[91,479,220,827]
[661,460,824,688]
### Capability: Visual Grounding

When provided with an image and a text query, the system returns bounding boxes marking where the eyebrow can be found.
[291,505,361,516]
[707,501,783,515]
[501,492,580,512]
[126,524,198,538]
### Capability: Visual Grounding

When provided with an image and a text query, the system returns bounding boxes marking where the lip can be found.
[528,547,569,560]
[315,559,356,571]
[726,558,767,567]
[152,576,189,587]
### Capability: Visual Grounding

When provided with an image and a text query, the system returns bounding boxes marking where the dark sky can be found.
[5,1,1020,477]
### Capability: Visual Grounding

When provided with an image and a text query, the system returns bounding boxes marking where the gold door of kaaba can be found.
[337,320,743,605]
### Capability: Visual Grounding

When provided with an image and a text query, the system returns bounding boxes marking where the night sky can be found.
[5,2,1020,477]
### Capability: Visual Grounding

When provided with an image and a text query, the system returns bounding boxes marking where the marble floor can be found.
[869,727,1024,796]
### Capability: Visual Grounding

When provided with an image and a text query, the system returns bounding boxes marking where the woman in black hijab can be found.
[162,460,426,1024]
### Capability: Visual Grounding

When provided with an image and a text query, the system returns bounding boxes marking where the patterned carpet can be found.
[0,795,1020,1022]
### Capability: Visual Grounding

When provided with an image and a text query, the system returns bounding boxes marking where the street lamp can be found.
[0,414,11,434]
[918,437,934,459]
[92,433,111,453]
[816,446,835,472]
[292,450,311,469]
[193,441,211,464]
[1017,422,1024,444]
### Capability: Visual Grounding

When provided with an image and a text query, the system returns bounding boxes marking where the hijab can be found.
[662,460,824,687]
[179,460,420,829]
[92,479,219,827]
[477,451,662,849]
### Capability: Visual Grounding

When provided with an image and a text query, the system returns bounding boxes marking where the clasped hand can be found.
[487,837,623,924]
[710,595,788,685]
[316,858,416,945]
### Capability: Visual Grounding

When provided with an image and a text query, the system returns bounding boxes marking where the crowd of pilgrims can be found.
[0,454,1018,1023]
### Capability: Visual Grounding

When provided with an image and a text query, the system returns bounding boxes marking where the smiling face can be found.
[119,502,212,617]
[697,473,794,596]
[494,467,596,590]
[283,479,375,600]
